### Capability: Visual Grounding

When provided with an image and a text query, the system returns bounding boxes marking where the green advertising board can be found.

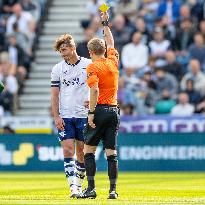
[0,133,205,171]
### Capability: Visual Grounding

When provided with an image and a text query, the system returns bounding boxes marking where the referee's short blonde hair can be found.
[87,38,106,55]
[54,34,75,51]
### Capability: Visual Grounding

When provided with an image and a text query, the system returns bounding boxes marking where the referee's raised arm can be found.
[101,12,114,49]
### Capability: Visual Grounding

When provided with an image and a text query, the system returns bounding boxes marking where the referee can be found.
[78,12,120,199]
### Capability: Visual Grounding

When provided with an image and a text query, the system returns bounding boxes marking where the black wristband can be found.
[88,110,95,115]
[102,20,109,26]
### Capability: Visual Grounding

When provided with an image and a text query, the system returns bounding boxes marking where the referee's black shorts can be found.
[83,104,120,150]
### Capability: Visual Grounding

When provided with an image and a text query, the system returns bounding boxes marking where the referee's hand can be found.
[54,116,65,131]
[88,114,96,128]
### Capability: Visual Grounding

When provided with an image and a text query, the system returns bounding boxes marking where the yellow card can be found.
[99,3,110,12]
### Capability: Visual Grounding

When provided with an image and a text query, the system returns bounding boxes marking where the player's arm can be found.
[101,12,114,49]
[51,68,65,131]
[89,83,99,112]
[51,87,59,118]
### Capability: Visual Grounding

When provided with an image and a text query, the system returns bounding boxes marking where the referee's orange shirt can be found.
[86,48,119,105]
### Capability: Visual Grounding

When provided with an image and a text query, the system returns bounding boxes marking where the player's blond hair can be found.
[87,38,106,55]
[53,34,75,51]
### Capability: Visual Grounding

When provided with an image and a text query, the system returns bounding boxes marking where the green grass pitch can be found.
[0,172,205,205]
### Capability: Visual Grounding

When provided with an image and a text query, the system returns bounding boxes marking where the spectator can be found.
[113,0,139,21]
[0,82,14,115]
[1,0,18,15]
[176,4,197,30]
[2,125,15,134]
[86,0,103,18]
[164,50,184,81]
[6,3,35,36]
[181,59,205,96]
[155,89,176,114]
[157,0,180,24]
[121,31,148,76]
[131,17,151,45]
[174,17,194,52]
[77,27,95,58]
[189,33,205,70]
[7,35,26,68]
[138,0,159,31]
[196,96,205,114]
[20,0,40,22]
[121,104,134,116]
[184,79,201,105]
[199,20,205,40]
[111,14,132,54]
[12,22,31,57]
[154,67,178,99]
[171,92,194,116]
[89,15,103,38]
[149,27,171,59]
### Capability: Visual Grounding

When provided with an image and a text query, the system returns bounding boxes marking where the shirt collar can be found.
[65,57,81,67]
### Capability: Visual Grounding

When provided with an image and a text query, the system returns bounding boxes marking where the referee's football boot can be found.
[108,190,118,199]
[77,188,97,199]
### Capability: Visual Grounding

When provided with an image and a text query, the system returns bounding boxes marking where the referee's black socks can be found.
[84,153,96,190]
[107,155,118,192]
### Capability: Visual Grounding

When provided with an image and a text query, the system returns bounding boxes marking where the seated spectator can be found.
[154,67,178,99]
[121,31,148,76]
[154,16,176,42]
[0,17,6,51]
[189,33,205,71]
[155,89,176,114]
[7,35,28,68]
[174,17,194,52]
[181,59,205,96]
[2,125,15,134]
[113,0,139,21]
[89,15,103,38]
[138,0,159,31]
[6,3,35,36]
[171,92,194,116]
[0,51,16,79]
[199,20,205,40]
[20,0,40,22]
[164,50,184,81]
[77,27,95,59]
[121,104,134,116]
[157,0,180,24]
[111,14,132,54]
[131,17,151,45]
[1,0,18,15]
[0,82,14,115]
[196,96,205,114]
[190,0,204,22]
[12,22,31,57]
[149,27,171,59]
[86,0,103,18]
[183,79,201,105]
[175,4,198,30]
[143,71,156,90]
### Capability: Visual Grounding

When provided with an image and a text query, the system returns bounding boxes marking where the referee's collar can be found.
[65,57,81,66]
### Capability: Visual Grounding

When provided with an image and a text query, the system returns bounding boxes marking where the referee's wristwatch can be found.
[88,110,95,115]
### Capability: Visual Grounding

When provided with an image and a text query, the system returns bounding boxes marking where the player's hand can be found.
[54,116,65,131]
[101,11,109,21]
[84,101,89,109]
[88,114,96,128]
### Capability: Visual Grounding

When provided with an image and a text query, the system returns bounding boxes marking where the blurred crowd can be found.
[0,0,46,117]
[78,0,205,116]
